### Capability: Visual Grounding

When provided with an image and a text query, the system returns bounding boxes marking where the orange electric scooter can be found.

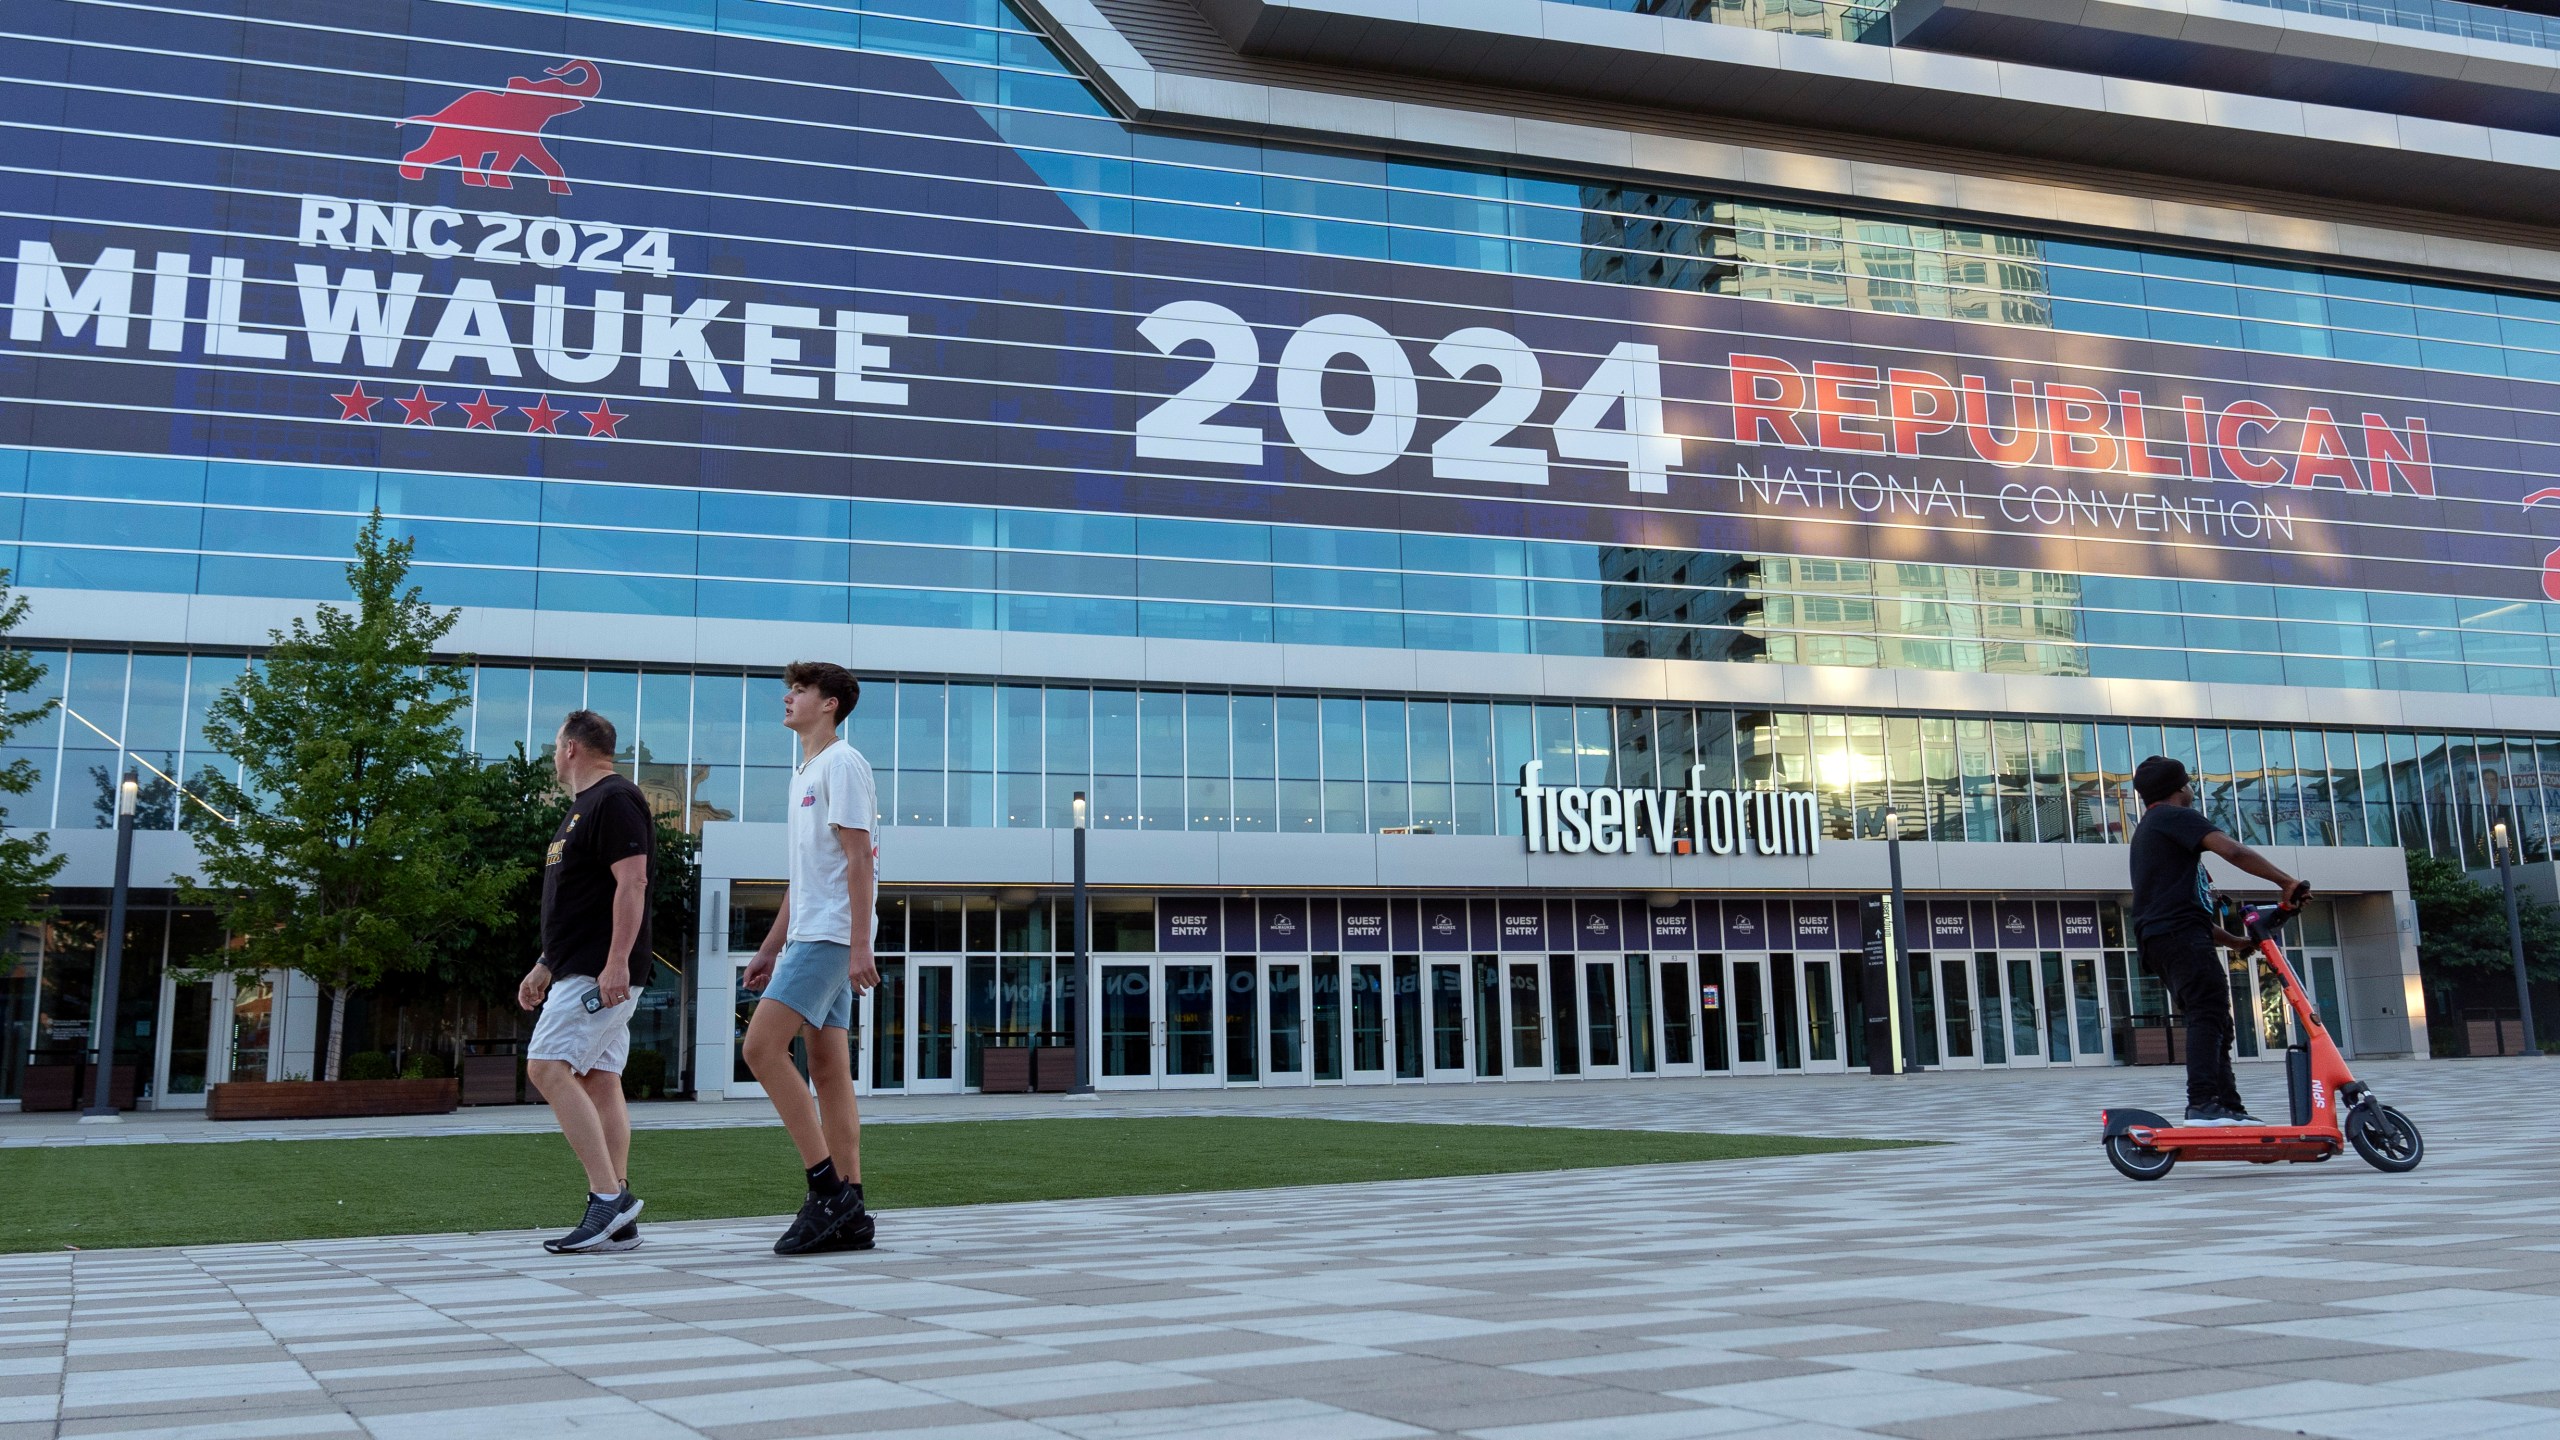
[2101,895,2423,1181]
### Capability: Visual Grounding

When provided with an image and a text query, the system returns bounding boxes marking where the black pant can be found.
[2141,925,2242,1112]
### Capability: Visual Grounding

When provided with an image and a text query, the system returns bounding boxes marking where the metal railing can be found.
[1559,0,1896,45]
[2226,0,2560,51]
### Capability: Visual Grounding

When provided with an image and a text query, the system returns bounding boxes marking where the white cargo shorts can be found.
[526,975,639,1075]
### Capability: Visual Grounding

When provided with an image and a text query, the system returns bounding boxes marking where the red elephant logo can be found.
[2528,488,2560,601]
[397,60,602,194]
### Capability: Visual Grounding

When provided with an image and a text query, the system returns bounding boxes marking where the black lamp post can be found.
[2491,820,2541,1057]
[83,771,140,1123]
[1068,790,1095,1092]
[1884,805,1922,1073]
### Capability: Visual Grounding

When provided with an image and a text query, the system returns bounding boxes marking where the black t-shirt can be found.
[2128,801,2220,940]
[538,773,655,982]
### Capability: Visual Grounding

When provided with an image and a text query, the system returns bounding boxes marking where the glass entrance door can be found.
[1935,955,1980,1068]
[1727,956,1774,1074]
[1163,961,1221,1088]
[1578,956,1627,1079]
[1425,959,1470,1081]
[1262,957,1310,1087]
[2000,953,2050,1068]
[1931,951,2049,1068]
[1795,955,1846,1073]
[1348,961,1390,1082]
[1771,952,1803,1071]
[2067,953,2109,1065]
[1654,957,1701,1076]
[153,971,224,1109]
[1695,956,1731,1073]
[1096,962,1150,1091]
[1504,960,1549,1080]
[1095,959,1220,1090]
[908,958,961,1093]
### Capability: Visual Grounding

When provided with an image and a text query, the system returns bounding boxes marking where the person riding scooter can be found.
[2128,756,2311,1127]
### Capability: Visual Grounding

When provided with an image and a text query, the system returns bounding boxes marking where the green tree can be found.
[0,575,65,929]
[2405,845,2559,989]
[402,745,700,1043]
[425,744,564,1000]
[179,514,522,1081]
[650,817,700,978]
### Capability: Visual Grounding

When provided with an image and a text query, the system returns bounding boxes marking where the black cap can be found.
[2133,755,2190,805]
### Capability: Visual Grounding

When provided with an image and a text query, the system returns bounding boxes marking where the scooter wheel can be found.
[2346,1104,2423,1174]
[2106,1133,2176,1181]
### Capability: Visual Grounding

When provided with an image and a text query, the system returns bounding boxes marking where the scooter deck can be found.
[2133,1124,2343,1163]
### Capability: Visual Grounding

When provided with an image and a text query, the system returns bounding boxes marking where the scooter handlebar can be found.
[2241,890,2311,942]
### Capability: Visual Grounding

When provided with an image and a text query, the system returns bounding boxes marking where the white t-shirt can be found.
[785,738,879,945]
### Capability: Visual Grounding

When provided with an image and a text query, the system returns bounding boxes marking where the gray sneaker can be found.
[545,1192,644,1253]
[2183,1103,2250,1127]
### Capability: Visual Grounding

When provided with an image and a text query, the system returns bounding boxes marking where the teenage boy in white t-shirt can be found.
[741,660,881,1255]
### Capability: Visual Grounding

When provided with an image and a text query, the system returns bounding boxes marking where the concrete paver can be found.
[3,1059,2555,1438]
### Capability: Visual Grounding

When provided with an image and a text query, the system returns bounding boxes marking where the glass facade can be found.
[14,0,2558,698]
[473,0,2560,381]
[18,648,2558,867]
[19,450,2560,695]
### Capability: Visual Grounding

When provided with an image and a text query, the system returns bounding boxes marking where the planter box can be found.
[207,1078,458,1121]
[2114,1027,2162,1066]
[20,1063,135,1112]
[979,1047,1032,1094]
[1032,1045,1078,1092]
[460,1054,522,1106]
[2466,1019,2523,1057]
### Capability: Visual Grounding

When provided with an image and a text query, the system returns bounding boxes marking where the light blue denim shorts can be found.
[762,939,854,1031]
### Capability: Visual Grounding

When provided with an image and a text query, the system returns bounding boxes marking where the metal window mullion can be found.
[169,651,193,825]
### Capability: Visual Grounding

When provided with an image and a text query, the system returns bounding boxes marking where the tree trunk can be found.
[325,985,348,1082]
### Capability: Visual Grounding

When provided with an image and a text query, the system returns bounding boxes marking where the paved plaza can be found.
[3,1059,2556,1439]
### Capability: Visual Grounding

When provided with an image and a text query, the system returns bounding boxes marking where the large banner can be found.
[5,0,2558,602]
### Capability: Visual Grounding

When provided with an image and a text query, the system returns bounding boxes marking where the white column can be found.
[277,970,322,1079]
[2334,891,2425,1060]
[693,878,735,1102]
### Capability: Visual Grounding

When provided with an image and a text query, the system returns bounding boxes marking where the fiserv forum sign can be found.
[3,1,2556,602]
[1517,762,1820,857]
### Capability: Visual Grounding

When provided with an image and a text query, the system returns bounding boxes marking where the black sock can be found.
[806,1158,838,1196]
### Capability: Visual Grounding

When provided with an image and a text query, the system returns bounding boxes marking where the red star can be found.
[457,391,505,429]
[518,395,567,434]
[331,382,381,422]
[395,386,444,426]
[579,398,626,439]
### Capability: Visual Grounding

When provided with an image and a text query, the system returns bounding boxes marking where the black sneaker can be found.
[2183,1103,2250,1127]
[809,1206,876,1254]
[546,1191,644,1253]
[774,1187,863,1256]
[594,1222,643,1254]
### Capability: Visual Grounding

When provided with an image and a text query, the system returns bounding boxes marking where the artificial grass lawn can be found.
[6,1117,1915,1253]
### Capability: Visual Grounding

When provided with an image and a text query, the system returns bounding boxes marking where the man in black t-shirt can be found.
[2128,755,2309,1127]
[520,709,655,1254]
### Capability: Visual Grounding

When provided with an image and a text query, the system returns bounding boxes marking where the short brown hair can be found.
[784,661,859,728]
[559,708,617,756]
